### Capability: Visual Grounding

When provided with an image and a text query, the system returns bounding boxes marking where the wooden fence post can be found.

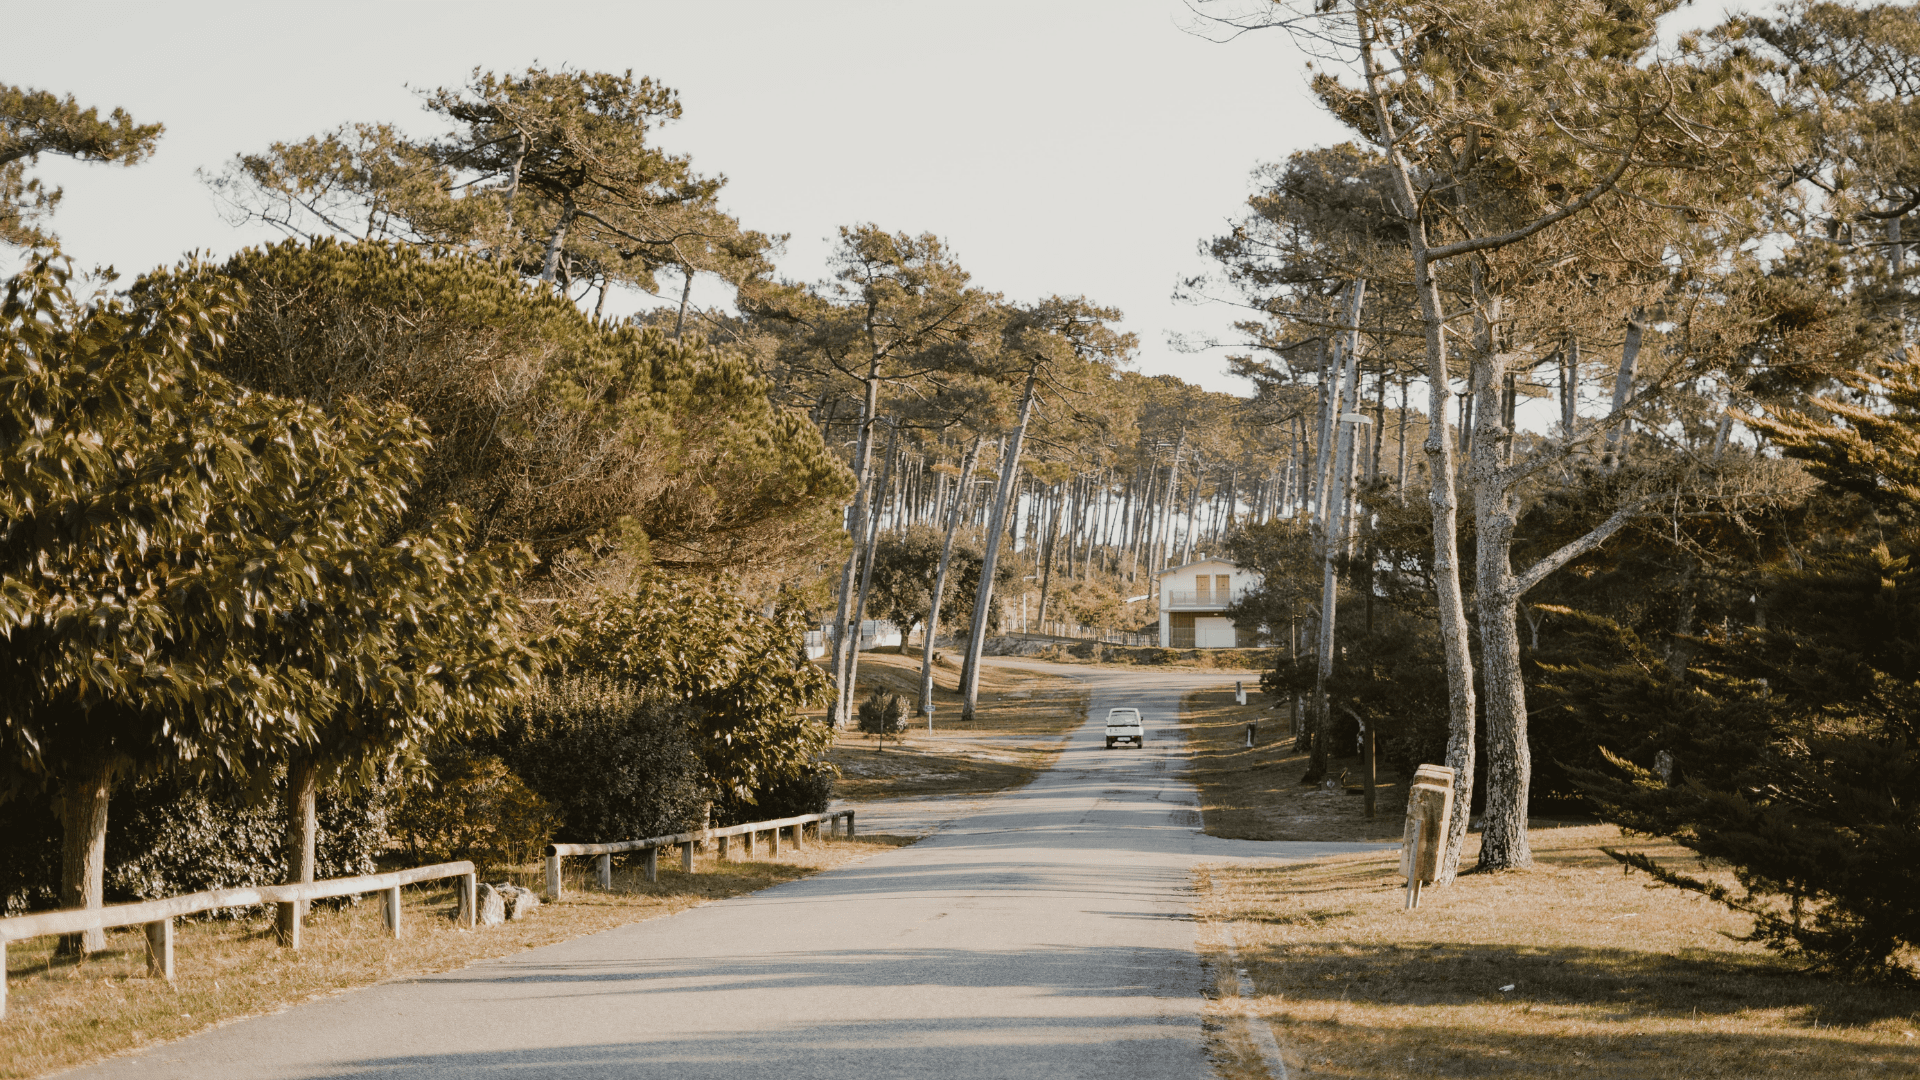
[770,825,781,857]
[718,835,730,860]
[144,917,174,980]
[848,810,857,838]
[744,830,756,859]
[680,842,694,873]
[596,853,612,890]
[546,854,563,900]
[644,846,658,883]
[383,886,402,939]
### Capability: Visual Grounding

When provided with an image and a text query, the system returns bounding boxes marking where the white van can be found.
[1104,707,1144,748]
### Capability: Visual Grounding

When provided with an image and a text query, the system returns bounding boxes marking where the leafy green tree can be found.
[0,256,538,950]
[1,85,162,246]
[864,526,1008,650]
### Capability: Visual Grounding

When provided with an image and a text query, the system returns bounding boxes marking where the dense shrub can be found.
[560,576,834,804]
[0,771,391,915]
[713,765,835,827]
[856,691,907,737]
[390,749,557,873]
[496,677,707,845]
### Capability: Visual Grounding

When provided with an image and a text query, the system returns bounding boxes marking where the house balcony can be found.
[1160,590,1241,611]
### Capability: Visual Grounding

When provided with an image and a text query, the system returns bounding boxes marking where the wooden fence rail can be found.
[0,861,476,1021]
[545,809,856,899]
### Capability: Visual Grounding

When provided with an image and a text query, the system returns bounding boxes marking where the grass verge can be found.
[1,834,914,1079]
[825,651,1088,802]
[1194,824,1920,1077]
[1182,687,1406,842]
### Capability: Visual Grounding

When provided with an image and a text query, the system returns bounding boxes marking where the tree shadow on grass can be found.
[1240,936,1920,1026]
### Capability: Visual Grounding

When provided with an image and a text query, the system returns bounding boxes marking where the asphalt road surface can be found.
[68,659,1386,1080]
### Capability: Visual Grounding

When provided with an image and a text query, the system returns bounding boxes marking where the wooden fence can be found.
[545,809,856,898]
[0,861,476,1021]
[1017,621,1156,647]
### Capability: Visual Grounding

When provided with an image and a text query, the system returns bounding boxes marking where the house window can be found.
[1195,575,1211,604]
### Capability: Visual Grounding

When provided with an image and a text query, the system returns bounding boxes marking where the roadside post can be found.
[1363,724,1377,820]
[1236,681,1247,705]
[1402,763,1455,909]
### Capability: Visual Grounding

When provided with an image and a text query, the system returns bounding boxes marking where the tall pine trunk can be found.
[828,371,883,728]
[961,369,1039,720]
[1308,283,1366,782]
[844,422,899,728]
[538,196,578,285]
[1467,286,1535,870]
[920,438,981,718]
[1361,30,1478,883]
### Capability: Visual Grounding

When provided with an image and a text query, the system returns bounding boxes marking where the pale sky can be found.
[7,0,1361,394]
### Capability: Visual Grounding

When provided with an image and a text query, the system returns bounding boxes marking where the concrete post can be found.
[145,917,174,980]
[457,873,477,929]
[1402,764,1456,909]
[383,886,403,939]
[596,853,613,890]
[681,841,694,873]
[545,854,564,900]
[276,896,302,950]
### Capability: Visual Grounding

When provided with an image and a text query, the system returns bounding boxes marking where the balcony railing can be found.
[1162,590,1240,610]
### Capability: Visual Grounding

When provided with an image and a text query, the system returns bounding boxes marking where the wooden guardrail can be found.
[544,809,855,898]
[0,861,476,1021]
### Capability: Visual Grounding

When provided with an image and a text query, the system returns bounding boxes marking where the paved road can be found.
[69,660,1387,1080]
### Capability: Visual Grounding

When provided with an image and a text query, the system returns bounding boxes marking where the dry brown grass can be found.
[824,651,1088,802]
[1,834,914,1079]
[1189,816,1920,1076]
[1182,687,1408,842]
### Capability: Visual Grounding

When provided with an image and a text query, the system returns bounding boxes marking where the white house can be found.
[1156,556,1262,649]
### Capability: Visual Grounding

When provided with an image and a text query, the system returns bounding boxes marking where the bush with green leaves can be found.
[389,749,556,874]
[713,766,834,827]
[496,676,707,844]
[857,691,907,738]
[558,574,834,808]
